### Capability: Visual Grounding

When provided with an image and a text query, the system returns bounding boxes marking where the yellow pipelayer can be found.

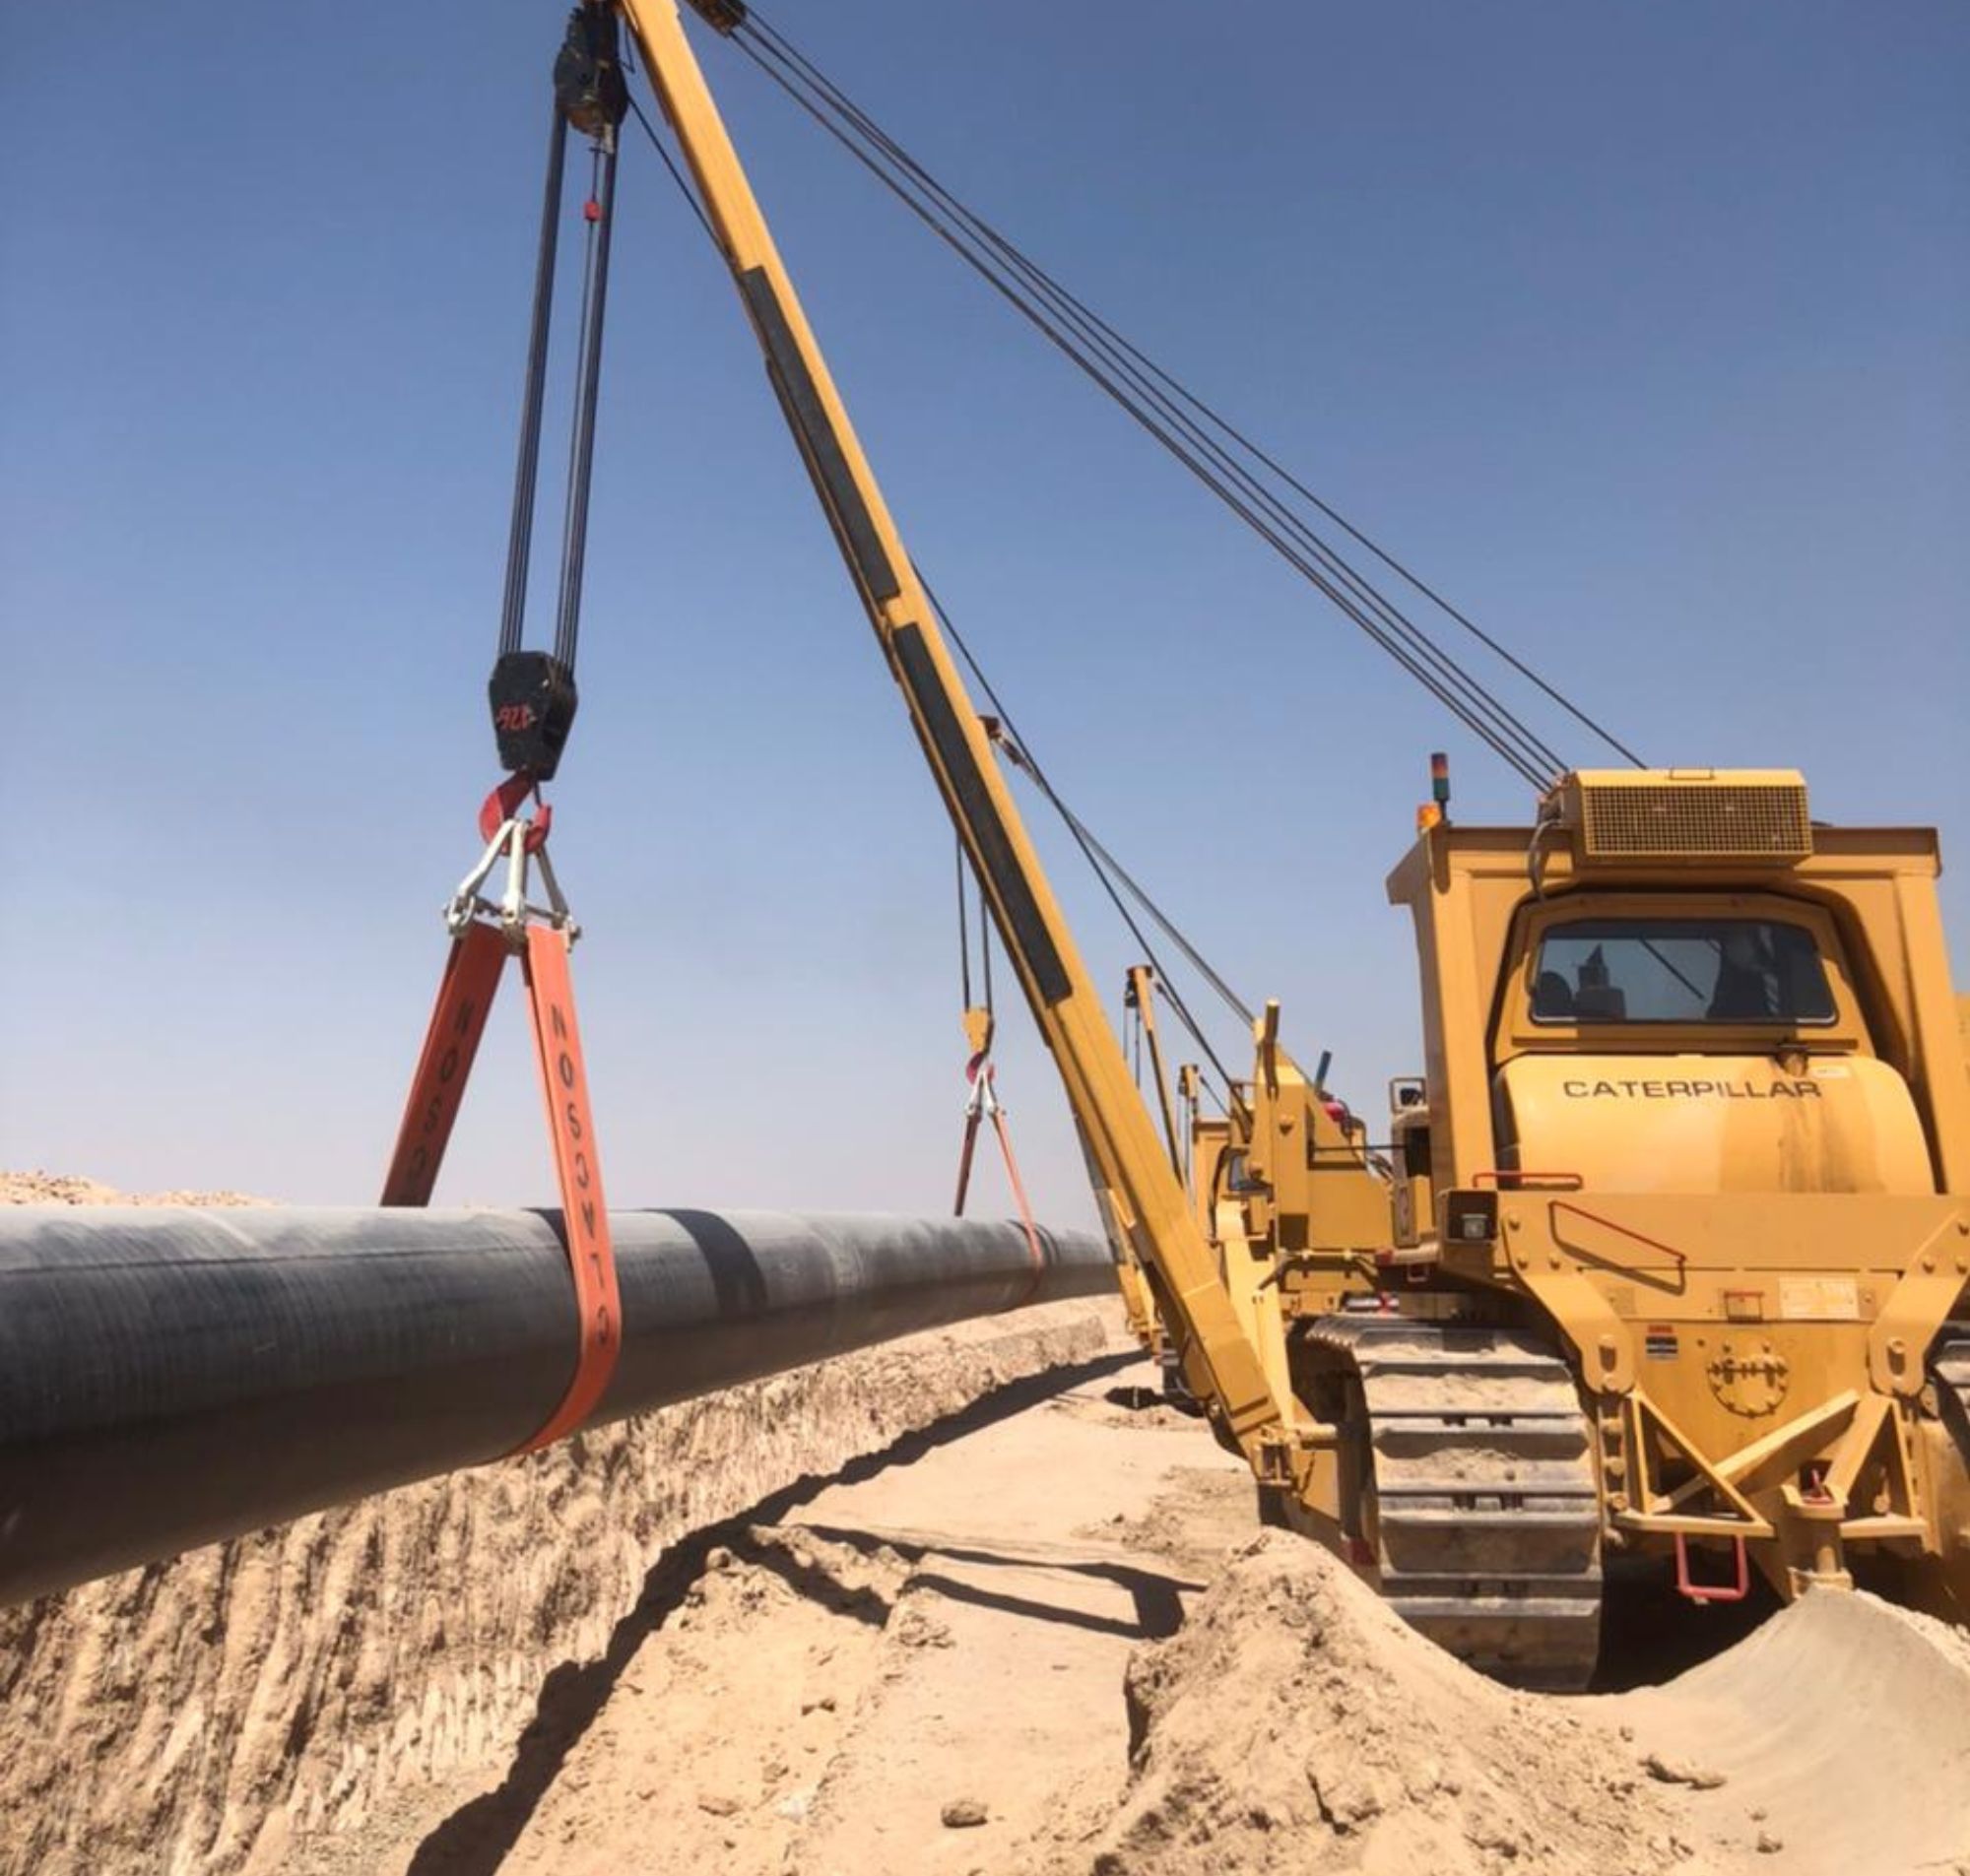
[618,0,1970,1685]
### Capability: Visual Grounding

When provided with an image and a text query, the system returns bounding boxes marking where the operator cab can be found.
[1479,779,1937,1198]
[1528,916,1835,1027]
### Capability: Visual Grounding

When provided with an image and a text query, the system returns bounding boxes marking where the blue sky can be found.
[3,1,1965,1216]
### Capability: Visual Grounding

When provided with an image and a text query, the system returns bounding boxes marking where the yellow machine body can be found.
[1495,1053,1934,1197]
[1360,774,1970,1626]
[619,3,1969,1685]
[1189,770,1968,1679]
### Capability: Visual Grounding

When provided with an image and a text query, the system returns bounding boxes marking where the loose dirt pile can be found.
[1032,1529,1687,1876]
[467,1360,1967,1876]
[1030,1532,1970,1876]
[1,1170,263,1206]
[1615,1585,1970,1876]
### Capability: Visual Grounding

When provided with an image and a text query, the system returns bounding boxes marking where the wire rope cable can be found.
[726,31,1551,784]
[742,10,1645,770]
[618,87,1259,1075]
[722,7,1644,785]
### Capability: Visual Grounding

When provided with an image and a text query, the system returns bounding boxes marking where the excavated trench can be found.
[0,1305,1123,1875]
[0,1171,1123,1874]
[6,1177,1968,1876]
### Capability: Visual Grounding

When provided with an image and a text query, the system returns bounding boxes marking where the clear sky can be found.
[3,2,1965,1218]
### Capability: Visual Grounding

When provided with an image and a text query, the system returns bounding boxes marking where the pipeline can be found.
[0,1205,1114,1605]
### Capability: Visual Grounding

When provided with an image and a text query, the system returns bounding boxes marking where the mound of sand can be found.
[1615,1586,1970,1876]
[1038,1530,1689,1875]
[1,1170,263,1206]
[1032,1529,1970,1876]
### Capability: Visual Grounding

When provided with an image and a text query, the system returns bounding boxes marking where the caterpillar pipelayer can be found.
[599,0,1970,1688]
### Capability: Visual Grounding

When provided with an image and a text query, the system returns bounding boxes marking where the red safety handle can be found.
[1674,1532,1750,1604]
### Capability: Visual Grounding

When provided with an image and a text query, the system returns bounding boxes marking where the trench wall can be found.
[0,1300,1117,1875]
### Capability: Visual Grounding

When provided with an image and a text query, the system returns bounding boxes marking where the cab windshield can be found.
[1531,918,1835,1025]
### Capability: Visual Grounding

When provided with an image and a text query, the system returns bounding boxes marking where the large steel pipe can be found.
[0,1206,1114,1604]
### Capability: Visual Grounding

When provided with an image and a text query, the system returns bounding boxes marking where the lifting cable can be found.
[621,29,1332,1112]
[924,576,1248,1099]
[488,7,630,772]
[953,836,997,1022]
[705,3,1645,788]
[617,74,1261,1093]
[382,2,633,1457]
[951,835,1044,1269]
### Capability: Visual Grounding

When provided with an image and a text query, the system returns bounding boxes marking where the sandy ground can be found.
[351,1356,1970,1876]
[400,1372,1255,1876]
[7,1174,1969,1875]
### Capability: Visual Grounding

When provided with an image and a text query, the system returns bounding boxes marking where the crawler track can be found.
[1934,1328,1970,1442]
[1308,1318,1604,1690]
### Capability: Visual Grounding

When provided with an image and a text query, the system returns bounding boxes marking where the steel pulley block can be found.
[489,649,579,780]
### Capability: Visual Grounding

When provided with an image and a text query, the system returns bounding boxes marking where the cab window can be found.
[1530,918,1836,1025]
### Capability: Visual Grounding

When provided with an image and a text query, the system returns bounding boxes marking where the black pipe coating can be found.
[0,1205,1114,1605]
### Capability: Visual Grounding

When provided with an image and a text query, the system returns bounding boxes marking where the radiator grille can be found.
[1577,782,1811,862]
